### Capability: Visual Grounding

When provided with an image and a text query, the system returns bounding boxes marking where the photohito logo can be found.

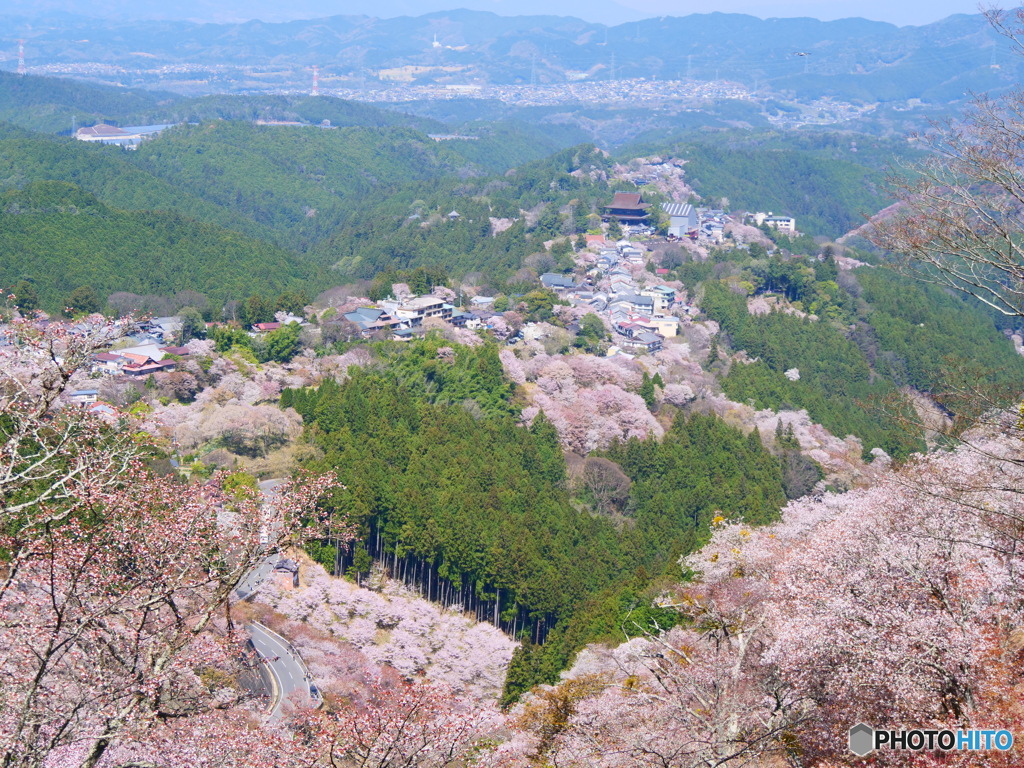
[848,723,1013,756]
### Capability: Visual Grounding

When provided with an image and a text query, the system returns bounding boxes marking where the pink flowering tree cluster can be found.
[498,431,1024,767]
[241,588,506,768]
[294,673,500,768]
[149,400,303,457]
[256,562,517,702]
[521,385,661,454]
[1,315,137,517]
[508,352,662,453]
[0,315,342,768]
[144,342,376,461]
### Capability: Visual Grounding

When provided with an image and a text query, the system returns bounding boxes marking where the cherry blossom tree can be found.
[256,563,517,701]
[296,675,499,768]
[498,430,1024,767]
[869,11,1024,324]
[0,314,342,768]
[514,353,662,452]
[1,314,134,517]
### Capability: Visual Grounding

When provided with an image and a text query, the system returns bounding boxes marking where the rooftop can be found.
[608,192,649,210]
[662,202,695,217]
[400,296,445,310]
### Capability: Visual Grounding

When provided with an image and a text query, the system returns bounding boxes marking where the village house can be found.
[609,278,634,297]
[640,285,676,312]
[619,245,646,266]
[340,307,400,336]
[391,295,452,326]
[644,315,680,338]
[392,327,425,341]
[540,273,578,294]
[610,293,656,316]
[138,317,182,343]
[450,309,473,327]
[621,331,664,352]
[92,352,128,375]
[110,343,176,377]
[68,389,98,406]
[122,357,176,377]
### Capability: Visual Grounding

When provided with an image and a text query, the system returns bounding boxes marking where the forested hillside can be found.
[621,130,914,237]
[0,123,269,238]
[688,249,1024,458]
[0,71,936,314]
[0,181,311,311]
[0,71,165,134]
[318,143,612,284]
[0,118,598,309]
[283,337,788,701]
[0,97,614,305]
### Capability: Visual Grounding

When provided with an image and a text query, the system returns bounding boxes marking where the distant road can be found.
[258,479,286,494]
[235,554,278,601]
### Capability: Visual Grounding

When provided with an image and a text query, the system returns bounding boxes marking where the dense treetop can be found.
[0,181,311,312]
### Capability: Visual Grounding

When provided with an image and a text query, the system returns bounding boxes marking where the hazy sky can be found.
[0,0,992,27]
[614,0,986,26]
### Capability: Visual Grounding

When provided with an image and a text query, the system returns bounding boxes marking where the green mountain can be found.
[621,130,918,237]
[0,181,312,312]
[0,71,166,135]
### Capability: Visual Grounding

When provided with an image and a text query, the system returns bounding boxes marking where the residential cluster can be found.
[541,238,690,355]
[16,188,798,427]
[332,77,753,107]
[79,312,306,377]
[335,294,470,340]
[88,316,186,377]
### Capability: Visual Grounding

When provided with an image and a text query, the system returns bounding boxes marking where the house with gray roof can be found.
[540,273,577,293]
[611,294,655,315]
[622,331,664,352]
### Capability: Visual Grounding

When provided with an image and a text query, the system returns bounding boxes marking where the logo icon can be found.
[849,723,874,756]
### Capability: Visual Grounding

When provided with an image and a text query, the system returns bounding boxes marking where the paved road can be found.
[233,480,319,720]
[235,554,278,601]
[248,621,316,720]
[258,478,286,494]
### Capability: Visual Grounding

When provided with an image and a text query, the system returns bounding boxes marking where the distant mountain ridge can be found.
[0,0,642,26]
[1,9,1018,105]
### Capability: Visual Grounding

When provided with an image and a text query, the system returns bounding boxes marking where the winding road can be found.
[235,479,320,719]
[248,621,319,719]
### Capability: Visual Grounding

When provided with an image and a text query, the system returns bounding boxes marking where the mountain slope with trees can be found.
[283,337,788,701]
[0,181,313,312]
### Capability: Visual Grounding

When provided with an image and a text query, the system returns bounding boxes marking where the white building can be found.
[752,211,796,233]
[663,202,698,238]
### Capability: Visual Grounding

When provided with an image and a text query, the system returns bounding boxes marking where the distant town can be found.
[27,55,876,128]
